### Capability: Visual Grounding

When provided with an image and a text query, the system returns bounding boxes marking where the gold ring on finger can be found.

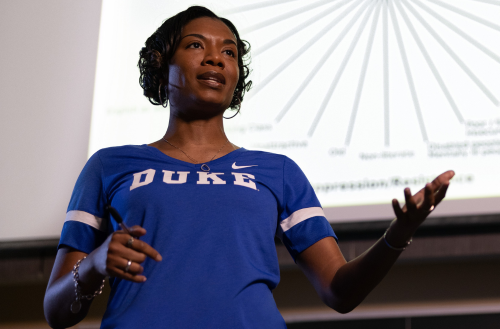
[124,260,132,273]
[126,237,134,248]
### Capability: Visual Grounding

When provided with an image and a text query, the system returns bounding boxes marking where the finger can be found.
[113,230,145,240]
[429,170,455,190]
[434,182,450,205]
[109,241,149,264]
[107,265,147,283]
[110,234,162,262]
[110,227,162,261]
[113,226,146,239]
[128,225,147,238]
[404,188,417,212]
[392,198,405,219]
[126,238,162,262]
[107,254,144,276]
[420,183,435,211]
[412,188,425,208]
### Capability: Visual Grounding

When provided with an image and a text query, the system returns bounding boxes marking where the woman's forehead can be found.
[181,17,236,43]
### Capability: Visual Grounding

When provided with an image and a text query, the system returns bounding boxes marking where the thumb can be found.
[128,225,147,238]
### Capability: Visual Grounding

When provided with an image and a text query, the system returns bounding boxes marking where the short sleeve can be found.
[58,151,110,253]
[276,157,337,261]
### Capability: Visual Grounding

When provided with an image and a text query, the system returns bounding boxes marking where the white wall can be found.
[0,0,102,241]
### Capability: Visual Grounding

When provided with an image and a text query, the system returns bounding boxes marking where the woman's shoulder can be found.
[87,145,154,167]
[235,148,298,168]
[237,148,288,160]
[92,144,149,157]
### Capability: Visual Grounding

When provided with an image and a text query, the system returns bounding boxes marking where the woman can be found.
[44,6,454,329]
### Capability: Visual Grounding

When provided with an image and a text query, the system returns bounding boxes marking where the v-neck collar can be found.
[142,144,247,168]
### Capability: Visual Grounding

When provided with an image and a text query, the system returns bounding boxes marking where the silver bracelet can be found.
[383,230,412,251]
[70,256,106,313]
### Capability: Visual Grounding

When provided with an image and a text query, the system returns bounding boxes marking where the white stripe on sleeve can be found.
[280,207,325,233]
[65,210,107,232]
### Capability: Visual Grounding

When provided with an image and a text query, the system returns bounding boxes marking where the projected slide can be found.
[90,0,500,221]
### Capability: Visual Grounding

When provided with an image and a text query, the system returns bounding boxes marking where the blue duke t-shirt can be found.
[59,145,336,328]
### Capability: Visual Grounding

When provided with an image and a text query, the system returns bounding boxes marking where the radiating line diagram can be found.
[224,0,500,146]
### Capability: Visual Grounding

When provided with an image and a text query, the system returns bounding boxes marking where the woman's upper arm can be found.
[295,237,347,306]
[47,247,88,289]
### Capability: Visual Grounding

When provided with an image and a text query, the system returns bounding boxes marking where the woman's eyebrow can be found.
[223,39,237,46]
[181,33,206,40]
[181,33,236,46]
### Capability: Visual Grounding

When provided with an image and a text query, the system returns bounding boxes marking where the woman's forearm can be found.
[328,235,404,313]
[44,249,106,328]
[297,172,454,314]
[44,227,159,328]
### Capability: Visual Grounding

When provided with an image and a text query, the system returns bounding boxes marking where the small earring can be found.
[158,84,168,108]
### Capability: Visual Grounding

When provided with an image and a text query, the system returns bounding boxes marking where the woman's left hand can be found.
[387,170,455,246]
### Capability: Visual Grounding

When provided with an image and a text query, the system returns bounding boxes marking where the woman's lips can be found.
[197,71,226,87]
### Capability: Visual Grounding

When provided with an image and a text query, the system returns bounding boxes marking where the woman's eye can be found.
[225,50,235,57]
[189,42,202,49]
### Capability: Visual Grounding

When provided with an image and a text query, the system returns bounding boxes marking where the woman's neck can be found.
[148,110,238,164]
[165,111,228,146]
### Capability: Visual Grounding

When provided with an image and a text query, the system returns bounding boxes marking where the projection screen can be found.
[88,0,500,223]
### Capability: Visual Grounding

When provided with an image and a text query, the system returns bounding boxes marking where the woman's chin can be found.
[171,101,229,121]
[194,95,232,112]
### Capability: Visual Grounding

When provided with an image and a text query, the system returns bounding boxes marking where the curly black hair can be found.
[138,6,252,113]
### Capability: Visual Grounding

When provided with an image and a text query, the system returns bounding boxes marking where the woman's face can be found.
[167,17,239,117]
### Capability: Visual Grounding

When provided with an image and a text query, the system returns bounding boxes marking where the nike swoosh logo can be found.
[232,162,258,170]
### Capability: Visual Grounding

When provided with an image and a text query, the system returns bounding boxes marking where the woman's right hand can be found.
[93,225,162,283]
[44,226,161,327]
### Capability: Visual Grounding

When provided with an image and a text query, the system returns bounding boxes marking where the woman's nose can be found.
[202,49,224,69]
